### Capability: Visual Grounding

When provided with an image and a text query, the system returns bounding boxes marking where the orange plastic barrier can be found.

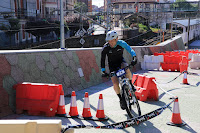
[13,83,62,117]
[132,74,158,101]
[161,55,182,71]
[179,56,191,73]
[154,50,199,72]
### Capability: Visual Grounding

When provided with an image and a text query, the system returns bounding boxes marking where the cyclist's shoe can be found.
[119,99,126,110]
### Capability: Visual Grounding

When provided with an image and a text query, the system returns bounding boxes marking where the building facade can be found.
[0,0,67,48]
[104,0,172,28]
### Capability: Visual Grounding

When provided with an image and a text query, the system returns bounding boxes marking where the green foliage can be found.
[0,18,21,36]
[150,27,159,33]
[171,0,197,10]
[25,20,52,37]
[138,23,148,32]
[26,20,69,39]
[124,19,131,27]
[74,2,88,13]
[99,15,104,20]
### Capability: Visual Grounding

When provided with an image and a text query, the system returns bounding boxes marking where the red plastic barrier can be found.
[154,51,199,72]
[161,62,169,71]
[132,75,159,101]
[132,74,138,86]
[143,77,158,101]
[164,55,170,63]
[14,83,61,117]
[154,52,159,56]
[136,75,145,88]
[179,56,191,73]
[135,88,147,101]
[161,55,181,71]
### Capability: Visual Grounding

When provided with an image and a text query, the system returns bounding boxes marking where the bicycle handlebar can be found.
[102,64,134,78]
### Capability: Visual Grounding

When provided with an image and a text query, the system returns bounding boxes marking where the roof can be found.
[173,19,200,27]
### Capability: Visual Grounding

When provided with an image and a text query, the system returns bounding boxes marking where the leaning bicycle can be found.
[111,65,141,118]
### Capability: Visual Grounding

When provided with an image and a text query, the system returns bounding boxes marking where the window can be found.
[145,4,150,8]
[122,4,126,9]
[128,4,132,9]
[115,5,119,9]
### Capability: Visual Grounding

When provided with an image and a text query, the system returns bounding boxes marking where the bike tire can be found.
[121,85,141,118]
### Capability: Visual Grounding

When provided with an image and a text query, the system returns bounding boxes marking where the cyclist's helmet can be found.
[106,30,118,41]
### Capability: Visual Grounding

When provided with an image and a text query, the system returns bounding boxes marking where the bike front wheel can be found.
[121,85,141,118]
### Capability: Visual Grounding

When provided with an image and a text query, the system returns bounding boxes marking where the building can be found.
[0,0,38,47]
[42,0,66,20]
[66,0,77,14]
[173,19,200,44]
[0,0,67,48]
[104,0,172,28]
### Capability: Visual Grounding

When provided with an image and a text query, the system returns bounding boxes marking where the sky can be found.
[92,0,104,7]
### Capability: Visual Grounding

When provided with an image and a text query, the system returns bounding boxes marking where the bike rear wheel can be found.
[121,85,141,118]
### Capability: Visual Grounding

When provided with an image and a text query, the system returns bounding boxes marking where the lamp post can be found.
[60,0,65,49]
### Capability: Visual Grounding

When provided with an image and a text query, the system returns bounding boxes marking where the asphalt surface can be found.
[2,68,200,133]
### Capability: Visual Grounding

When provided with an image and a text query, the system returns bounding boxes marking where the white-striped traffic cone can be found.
[167,98,186,127]
[82,92,92,119]
[182,71,189,85]
[95,94,108,121]
[69,91,79,117]
[56,89,66,117]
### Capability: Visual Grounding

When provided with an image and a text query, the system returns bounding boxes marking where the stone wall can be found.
[0,35,184,118]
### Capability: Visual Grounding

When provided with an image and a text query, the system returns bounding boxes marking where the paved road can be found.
[2,68,200,133]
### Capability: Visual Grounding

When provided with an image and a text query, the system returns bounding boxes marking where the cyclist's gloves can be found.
[131,56,137,66]
[101,71,109,77]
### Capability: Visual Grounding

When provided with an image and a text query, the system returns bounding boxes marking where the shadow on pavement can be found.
[181,121,198,133]
[134,121,162,133]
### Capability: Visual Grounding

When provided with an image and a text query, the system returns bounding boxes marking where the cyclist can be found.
[101,30,137,110]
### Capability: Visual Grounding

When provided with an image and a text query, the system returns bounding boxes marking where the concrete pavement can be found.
[2,68,200,133]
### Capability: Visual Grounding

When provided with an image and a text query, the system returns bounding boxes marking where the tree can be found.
[53,21,69,39]
[25,20,55,42]
[0,18,21,45]
[171,0,195,10]
[74,2,88,13]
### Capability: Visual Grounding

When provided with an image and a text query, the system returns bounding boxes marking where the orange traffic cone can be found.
[182,71,189,85]
[56,89,66,117]
[95,94,109,121]
[69,91,79,117]
[82,92,92,119]
[167,98,186,127]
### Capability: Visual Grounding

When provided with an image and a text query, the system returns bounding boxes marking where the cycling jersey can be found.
[101,40,136,72]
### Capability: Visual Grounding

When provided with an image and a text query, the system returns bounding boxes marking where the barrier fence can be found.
[142,50,200,71]
[61,99,175,132]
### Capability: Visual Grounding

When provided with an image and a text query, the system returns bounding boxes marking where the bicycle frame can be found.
[111,66,131,89]
[111,66,141,118]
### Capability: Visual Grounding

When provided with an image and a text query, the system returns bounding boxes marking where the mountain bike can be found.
[110,65,141,118]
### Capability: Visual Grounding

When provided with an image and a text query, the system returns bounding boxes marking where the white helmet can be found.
[106,30,118,41]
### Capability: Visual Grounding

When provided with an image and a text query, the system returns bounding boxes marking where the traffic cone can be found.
[82,92,92,119]
[56,89,66,117]
[69,91,79,117]
[95,94,109,121]
[182,71,189,85]
[167,98,186,127]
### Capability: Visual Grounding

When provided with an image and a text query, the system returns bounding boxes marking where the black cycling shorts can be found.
[109,59,128,72]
